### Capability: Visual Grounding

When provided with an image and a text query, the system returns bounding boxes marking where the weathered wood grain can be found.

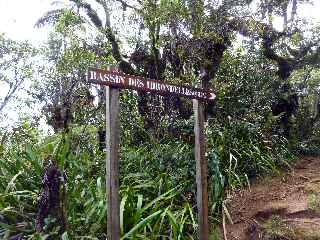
[193,99,209,240]
[106,86,120,240]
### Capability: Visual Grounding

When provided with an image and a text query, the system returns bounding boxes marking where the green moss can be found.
[307,193,320,212]
[263,215,296,240]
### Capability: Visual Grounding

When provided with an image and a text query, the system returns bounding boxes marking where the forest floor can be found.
[221,156,320,240]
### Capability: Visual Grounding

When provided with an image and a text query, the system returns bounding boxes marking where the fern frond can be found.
[70,0,103,27]
[35,9,65,28]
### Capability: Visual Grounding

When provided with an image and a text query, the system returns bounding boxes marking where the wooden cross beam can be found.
[88,68,215,240]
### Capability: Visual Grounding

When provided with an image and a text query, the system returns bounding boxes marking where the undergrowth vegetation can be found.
[1,51,316,239]
[1,0,320,238]
[1,50,317,238]
[0,102,297,239]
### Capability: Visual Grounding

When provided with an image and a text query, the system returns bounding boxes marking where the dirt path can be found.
[222,156,320,240]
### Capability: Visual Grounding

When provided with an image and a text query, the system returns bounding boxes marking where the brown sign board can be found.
[87,67,211,239]
[87,68,215,101]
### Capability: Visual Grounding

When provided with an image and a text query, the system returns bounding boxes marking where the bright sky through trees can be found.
[1,0,320,43]
[0,0,319,126]
[0,0,51,43]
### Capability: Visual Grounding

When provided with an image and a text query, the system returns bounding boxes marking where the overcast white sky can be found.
[1,0,320,43]
[0,0,51,43]
[0,0,52,127]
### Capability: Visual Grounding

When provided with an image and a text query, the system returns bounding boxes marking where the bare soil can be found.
[221,156,320,240]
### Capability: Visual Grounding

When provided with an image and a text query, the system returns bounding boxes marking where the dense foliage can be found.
[1,0,320,239]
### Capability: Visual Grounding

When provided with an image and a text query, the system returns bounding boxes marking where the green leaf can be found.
[62,232,69,240]
[120,195,128,234]
[121,210,162,240]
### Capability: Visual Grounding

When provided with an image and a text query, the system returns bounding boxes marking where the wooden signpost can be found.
[87,67,215,240]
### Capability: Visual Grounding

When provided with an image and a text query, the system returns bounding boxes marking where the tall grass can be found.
[0,115,294,239]
[0,123,199,239]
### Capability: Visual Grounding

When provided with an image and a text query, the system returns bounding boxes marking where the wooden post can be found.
[193,99,209,240]
[106,86,120,240]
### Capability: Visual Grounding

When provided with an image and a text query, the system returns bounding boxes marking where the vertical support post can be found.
[106,86,120,240]
[193,99,209,240]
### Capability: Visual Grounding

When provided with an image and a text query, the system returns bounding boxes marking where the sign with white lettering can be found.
[88,66,211,240]
[87,68,215,101]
